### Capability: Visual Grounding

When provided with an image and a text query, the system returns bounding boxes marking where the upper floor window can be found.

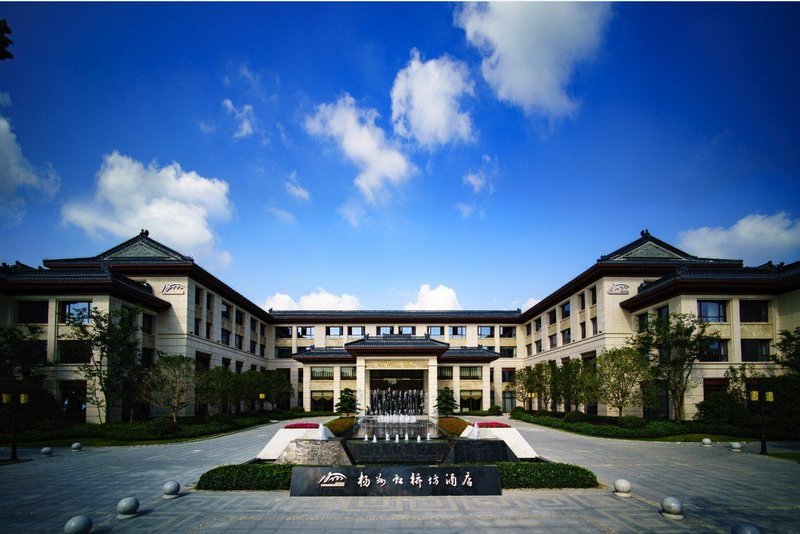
[525,323,532,336]
[741,339,771,362]
[579,293,586,310]
[450,326,466,338]
[437,366,453,379]
[499,346,516,358]
[311,367,334,380]
[548,333,558,349]
[427,326,444,337]
[250,318,257,332]
[249,340,257,354]
[142,314,154,334]
[275,347,293,359]
[478,326,494,338]
[580,322,586,339]
[698,300,727,322]
[235,334,243,350]
[700,340,728,362]
[220,302,231,320]
[235,310,244,326]
[206,292,214,311]
[58,340,91,364]
[220,328,231,345]
[561,328,571,344]
[59,301,91,324]
[655,305,669,321]
[501,368,516,382]
[17,301,48,324]
[548,309,557,325]
[326,326,344,338]
[377,326,394,335]
[194,287,203,306]
[399,326,416,335]
[260,323,266,336]
[297,326,315,338]
[499,326,516,338]
[348,326,365,337]
[591,317,598,335]
[534,318,542,332]
[560,302,570,319]
[740,300,769,323]
[535,340,543,353]
[460,366,482,380]
[341,366,357,380]
[590,287,597,305]
[276,326,292,338]
[526,343,533,356]
[637,313,649,333]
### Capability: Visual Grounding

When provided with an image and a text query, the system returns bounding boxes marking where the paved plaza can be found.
[1,417,799,533]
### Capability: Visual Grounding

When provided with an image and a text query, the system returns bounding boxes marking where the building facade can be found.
[2,229,798,422]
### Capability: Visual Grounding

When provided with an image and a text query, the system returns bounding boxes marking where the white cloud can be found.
[305,94,413,203]
[266,206,296,224]
[61,151,232,266]
[453,201,484,220]
[404,283,462,311]
[456,2,611,119]
[0,92,11,107]
[522,298,540,311]
[679,212,800,265]
[391,49,475,148]
[265,288,361,311]
[337,202,367,228]
[222,98,255,138]
[0,109,60,224]
[284,171,310,201]
[197,120,215,134]
[463,172,485,193]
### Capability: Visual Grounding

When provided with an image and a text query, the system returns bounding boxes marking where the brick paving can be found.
[1,416,799,533]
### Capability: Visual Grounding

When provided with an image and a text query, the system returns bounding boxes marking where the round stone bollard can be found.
[41,447,53,456]
[116,496,140,519]
[660,496,685,520]
[731,523,761,534]
[162,480,181,499]
[730,442,743,452]
[613,479,632,498]
[701,438,712,447]
[71,442,82,452]
[64,515,93,534]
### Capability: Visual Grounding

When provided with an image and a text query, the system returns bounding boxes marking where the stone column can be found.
[428,361,438,418]
[453,366,461,414]
[333,365,341,411]
[482,364,491,410]
[356,359,366,416]
[303,370,311,412]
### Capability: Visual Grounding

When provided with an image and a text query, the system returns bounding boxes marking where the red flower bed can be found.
[477,421,510,428]
[283,422,320,429]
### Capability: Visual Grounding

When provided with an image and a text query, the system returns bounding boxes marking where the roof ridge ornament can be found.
[640,229,650,237]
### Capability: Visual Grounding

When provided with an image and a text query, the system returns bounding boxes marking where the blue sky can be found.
[1,2,799,311]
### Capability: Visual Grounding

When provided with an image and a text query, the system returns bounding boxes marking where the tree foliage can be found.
[435,387,458,415]
[262,369,293,409]
[628,312,720,422]
[558,359,582,412]
[594,347,651,418]
[773,327,800,374]
[531,361,553,411]
[235,370,269,411]
[505,367,536,410]
[140,354,196,423]
[335,387,358,416]
[195,365,235,415]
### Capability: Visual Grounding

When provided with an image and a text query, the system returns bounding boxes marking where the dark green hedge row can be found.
[196,464,293,490]
[498,461,598,489]
[325,417,357,436]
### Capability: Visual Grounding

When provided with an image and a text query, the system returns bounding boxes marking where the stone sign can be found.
[290,465,501,496]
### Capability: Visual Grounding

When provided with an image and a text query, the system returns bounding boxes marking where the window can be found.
[206,322,212,339]
[499,326,516,338]
[311,390,333,411]
[260,323,266,337]
[579,293,586,310]
[535,340,542,353]
[220,328,231,345]
[450,326,466,338]
[548,309,557,325]
[234,333,243,348]
[437,366,453,379]
[740,300,769,323]
[741,339,771,362]
[298,368,303,383]
[276,347,292,359]
[427,326,444,337]
[276,326,292,338]
[460,390,482,412]
[206,292,214,311]
[525,323,532,336]
[194,287,203,306]
[591,317,598,335]
[16,301,48,324]
[250,318,257,332]
[259,344,265,357]
[698,300,727,322]
[58,340,91,364]
[59,301,91,324]
[500,346,516,358]
[534,318,542,332]
[326,326,344,338]
[348,326,365,337]
[561,328,571,344]
[526,343,532,356]
[399,326,416,335]
[296,345,313,354]
[655,305,669,321]
[377,326,394,335]
[18,340,47,365]
[341,366,357,380]
[501,368,516,382]
[590,286,597,305]
[580,322,586,339]
[460,366,482,380]
[249,340,257,354]
[220,302,231,320]
[560,302,570,319]
[235,310,244,326]
[297,326,315,338]
[193,318,201,336]
[311,367,334,380]
[700,340,728,362]
[637,313,649,333]
[478,326,494,338]
[548,333,557,349]
[142,314,154,334]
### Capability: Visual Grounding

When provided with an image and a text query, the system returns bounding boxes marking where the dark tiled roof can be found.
[43,229,193,267]
[292,347,355,364]
[345,334,450,349]
[268,310,521,323]
[597,230,740,265]
[440,347,500,363]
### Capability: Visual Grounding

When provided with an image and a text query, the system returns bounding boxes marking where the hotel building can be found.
[2,229,798,422]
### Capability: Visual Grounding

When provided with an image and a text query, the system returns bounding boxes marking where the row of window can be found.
[637,300,770,331]
[525,319,599,355]
[194,287,268,354]
[16,300,156,334]
[525,287,598,336]
[275,325,516,339]
[699,339,773,362]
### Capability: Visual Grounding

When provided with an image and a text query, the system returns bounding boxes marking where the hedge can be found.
[437,417,470,436]
[325,417,357,437]
[498,461,598,489]
[196,464,293,491]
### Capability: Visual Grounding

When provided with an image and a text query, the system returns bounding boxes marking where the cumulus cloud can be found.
[678,212,800,264]
[463,172,486,194]
[0,106,61,224]
[456,2,611,119]
[61,151,232,266]
[391,49,475,148]
[404,283,462,311]
[197,120,215,134]
[284,171,310,201]
[222,98,255,138]
[266,206,296,224]
[337,202,367,228]
[305,94,413,203]
[265,288,361,311]
[522,297,540,311]
[453,201,484,220]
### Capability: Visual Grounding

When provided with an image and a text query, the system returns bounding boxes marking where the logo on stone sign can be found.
[318,472,347,488]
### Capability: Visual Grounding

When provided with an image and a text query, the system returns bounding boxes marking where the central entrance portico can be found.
[293,334,499,416]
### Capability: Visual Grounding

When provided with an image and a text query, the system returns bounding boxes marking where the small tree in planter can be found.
[435,387,458,415]
[335,387,358,416]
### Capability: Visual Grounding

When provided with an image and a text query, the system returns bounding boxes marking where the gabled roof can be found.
[597,229,740,264]
[439,347,500,364]
[345,334,449,350]
[43,230,194,268]
[292,347,355,364]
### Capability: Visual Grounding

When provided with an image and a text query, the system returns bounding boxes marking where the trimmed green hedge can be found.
[437,417,470,436]
[196,464,293,490]
[498,461,598,489]
[325,417,357,437]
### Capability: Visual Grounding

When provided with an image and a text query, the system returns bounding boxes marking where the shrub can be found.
[695,391,747,425]
[209,413,233,424]
[147,418,180,437]
[437,417,470,436]
[325,417,357,437]
[196,464,293,491]
[498,462,598,489]
[476,421,510,428]
[510,406,527,418]
[617,416,645,429]
[290,405,305,413]
[488,405,502,415]
[284,422,319,429]
[563,411,586,423]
